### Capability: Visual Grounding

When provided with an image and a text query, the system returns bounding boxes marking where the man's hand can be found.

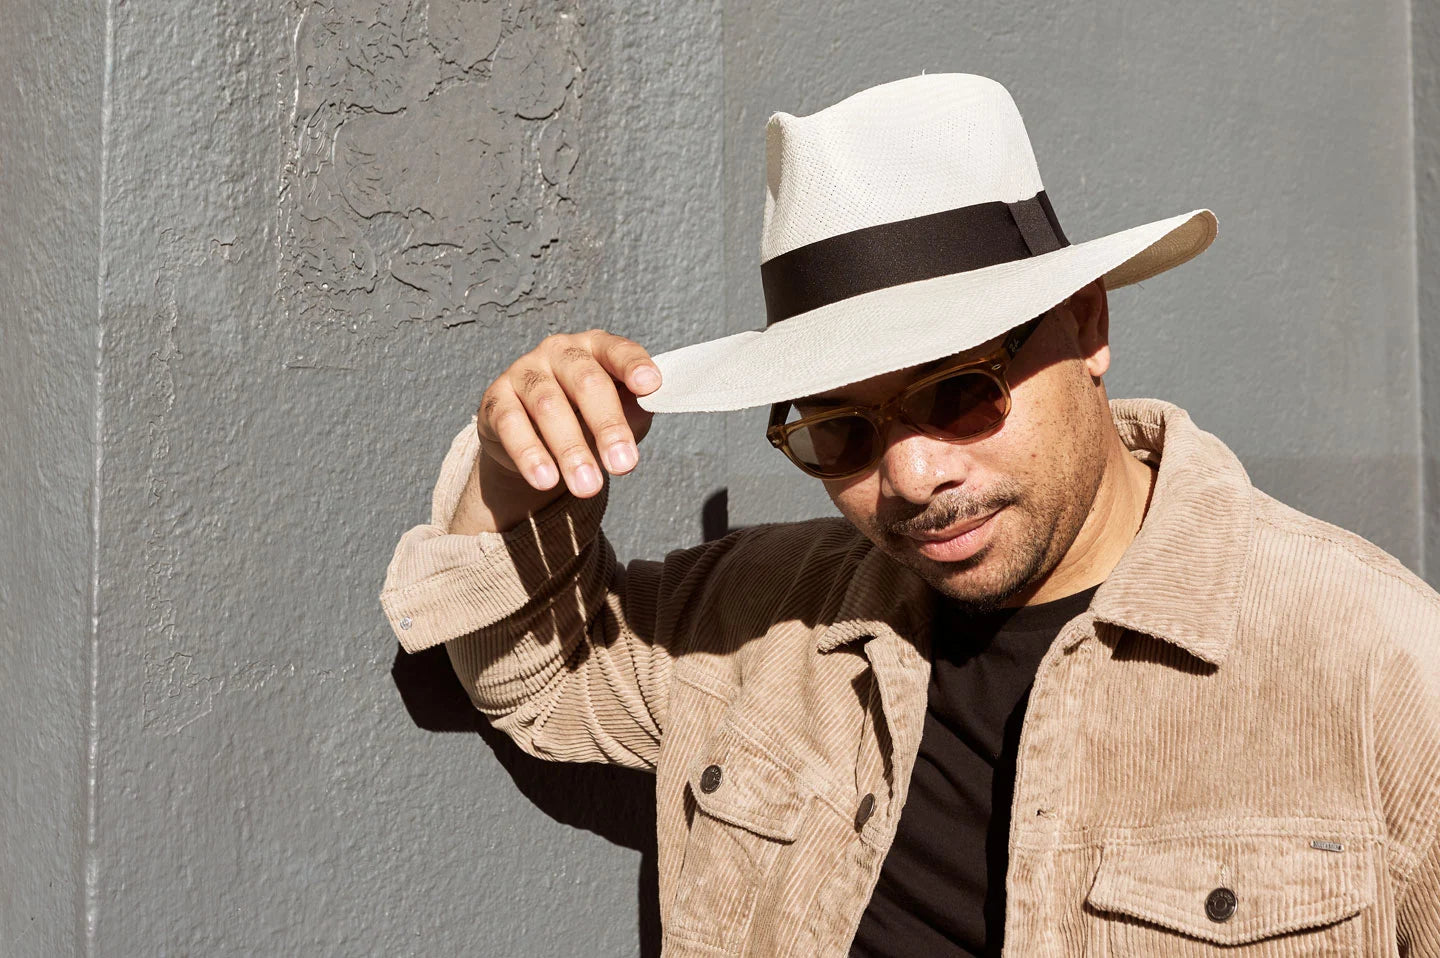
[454,330,661,535]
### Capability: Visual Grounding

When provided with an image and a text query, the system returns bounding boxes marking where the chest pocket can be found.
[666,718,809,953]
[1085,832,1377,955]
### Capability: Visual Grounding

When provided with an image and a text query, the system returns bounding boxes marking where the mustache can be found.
[883,483,1020,538]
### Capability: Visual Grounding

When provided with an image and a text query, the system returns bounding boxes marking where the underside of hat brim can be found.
[637,208,1217,414]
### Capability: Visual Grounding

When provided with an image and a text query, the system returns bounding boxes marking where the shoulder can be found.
[694,516,872,611]
[654,516,881,662]
[1246,488,1440,662]
[1248,490,1440,864]
[716,516,869,569]
[1246,491,1440,876]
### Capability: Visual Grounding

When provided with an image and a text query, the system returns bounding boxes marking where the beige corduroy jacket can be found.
[380,398,1440,956]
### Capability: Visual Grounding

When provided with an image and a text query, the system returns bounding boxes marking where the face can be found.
[812,281,1115,613]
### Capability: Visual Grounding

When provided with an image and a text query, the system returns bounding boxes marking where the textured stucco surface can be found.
[0,0,104,952]
[0,0,1433,955]
[1417,0,1440,585]
[78,1,721,954]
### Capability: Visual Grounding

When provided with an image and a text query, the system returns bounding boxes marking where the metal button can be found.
[1205,887,1238,922]
[854,792,876,829]
[399,616,412,630]
[699,764,723,793]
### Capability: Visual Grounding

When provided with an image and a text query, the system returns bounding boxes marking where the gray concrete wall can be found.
[0,0,105,951]
[1,0,1433,955]
[1417,0,1440,590]
[78,1,723,954]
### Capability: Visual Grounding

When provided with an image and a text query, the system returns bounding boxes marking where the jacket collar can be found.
[817,398,1255,667]
[816,540,933,654]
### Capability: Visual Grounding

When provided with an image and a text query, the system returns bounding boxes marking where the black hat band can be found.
[760,191,1068,326]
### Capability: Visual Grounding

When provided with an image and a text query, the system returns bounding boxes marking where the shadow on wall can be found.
[390,644,662,958]
[702,488,733,543]
[388,491,742,957]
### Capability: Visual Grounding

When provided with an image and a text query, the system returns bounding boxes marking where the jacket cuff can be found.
[379,414,610,652]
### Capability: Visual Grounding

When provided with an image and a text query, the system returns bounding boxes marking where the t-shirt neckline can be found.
[934,581,1102,636]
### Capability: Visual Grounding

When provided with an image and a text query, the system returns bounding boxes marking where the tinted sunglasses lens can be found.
[787,414,880,476]
[904,370,1007,438]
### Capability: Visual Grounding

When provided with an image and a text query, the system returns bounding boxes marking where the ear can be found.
[1067,278,1110,379]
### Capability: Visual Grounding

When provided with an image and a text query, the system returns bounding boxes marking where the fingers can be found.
[550,347,642,479]
[586,330,662,397]
[508,360,607,497]
[477,332,662,499]
[478,382,560,491]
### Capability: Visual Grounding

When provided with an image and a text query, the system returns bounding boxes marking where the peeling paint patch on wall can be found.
[280,0,588,329]
[141,233,223,737]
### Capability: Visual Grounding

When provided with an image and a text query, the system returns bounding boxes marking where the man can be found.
[381,74,1440,956]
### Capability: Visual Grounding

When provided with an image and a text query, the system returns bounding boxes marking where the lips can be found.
[902,509,1000,563]
[904,512,995,542]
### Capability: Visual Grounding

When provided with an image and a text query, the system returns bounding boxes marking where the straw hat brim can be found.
[637,208,1216,414]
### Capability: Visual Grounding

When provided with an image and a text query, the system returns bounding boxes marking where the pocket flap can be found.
[686,723,806,843]
[1085,833,1376,946]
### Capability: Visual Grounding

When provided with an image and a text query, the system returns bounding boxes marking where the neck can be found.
[1006,432,1155,607]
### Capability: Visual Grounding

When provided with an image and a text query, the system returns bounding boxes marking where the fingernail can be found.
[575,463,601,494]
[533,462,558,488]
[632,366,660,390]
[607,443,636,472]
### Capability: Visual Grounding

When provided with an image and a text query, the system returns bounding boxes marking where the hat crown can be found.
[761,74,1046,263]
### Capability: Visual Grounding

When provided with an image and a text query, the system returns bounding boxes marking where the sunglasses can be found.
[765,312,1048,480]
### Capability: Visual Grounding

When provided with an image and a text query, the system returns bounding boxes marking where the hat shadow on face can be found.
[811,298,1113,532]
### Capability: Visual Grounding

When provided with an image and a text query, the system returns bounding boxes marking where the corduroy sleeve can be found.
[379,415,713,772]
[1375,616,1440,956]
[1398,833,1440,957]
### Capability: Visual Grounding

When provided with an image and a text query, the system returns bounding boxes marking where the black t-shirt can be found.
[849,583,1101,958]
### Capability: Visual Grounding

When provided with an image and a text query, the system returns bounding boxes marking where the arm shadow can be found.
[389,489,743,957]
[390,643,661,958]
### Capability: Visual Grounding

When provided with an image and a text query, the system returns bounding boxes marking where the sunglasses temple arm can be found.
[1004,313,1044,357]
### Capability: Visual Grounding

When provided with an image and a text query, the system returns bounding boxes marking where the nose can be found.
[875,420,970,504]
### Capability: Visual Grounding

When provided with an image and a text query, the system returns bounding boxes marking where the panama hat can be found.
[635,73,1216,414]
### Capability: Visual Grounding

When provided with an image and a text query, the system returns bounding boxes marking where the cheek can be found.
[1002,381,1109,513]
[971,414,1043,481]
[1001,371,1094,468]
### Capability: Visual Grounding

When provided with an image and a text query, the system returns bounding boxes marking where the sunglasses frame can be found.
[765,311,1049,480]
